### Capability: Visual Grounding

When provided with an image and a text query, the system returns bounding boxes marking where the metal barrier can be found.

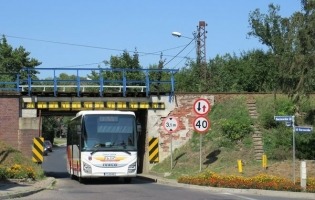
[0,67,178,97]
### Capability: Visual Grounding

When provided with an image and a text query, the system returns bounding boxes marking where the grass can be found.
[53,137,66,146]
[0,141,45,181]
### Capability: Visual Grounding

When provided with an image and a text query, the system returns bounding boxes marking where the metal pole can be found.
[292,115,296,184]
[199,134,202,172]
[170,134,173,170]
[38,110,42,137]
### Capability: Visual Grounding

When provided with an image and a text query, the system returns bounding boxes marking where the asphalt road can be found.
[14,145,315,200]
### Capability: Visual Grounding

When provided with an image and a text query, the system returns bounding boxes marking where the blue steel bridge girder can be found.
[0,68,178,101]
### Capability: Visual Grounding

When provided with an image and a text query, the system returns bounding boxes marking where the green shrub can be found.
[210,96,252,142]
[263,127,292,160]
[275,98,295,115]
[260,112,278,129]
[220,118,252,141]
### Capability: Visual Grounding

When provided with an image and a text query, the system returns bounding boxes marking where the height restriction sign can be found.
[193,98,211,116]
[163,116,179,133]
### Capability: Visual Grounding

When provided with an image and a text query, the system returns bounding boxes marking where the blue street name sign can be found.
[295,126,313,133]
[274,116,293,122]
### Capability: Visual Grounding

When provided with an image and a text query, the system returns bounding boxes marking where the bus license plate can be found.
[104,172,116,176]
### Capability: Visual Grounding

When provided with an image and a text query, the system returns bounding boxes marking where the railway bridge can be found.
[0,68,215,173]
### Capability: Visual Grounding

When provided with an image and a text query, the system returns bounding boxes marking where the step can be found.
[253,139,263,144]
[252,133,262,138]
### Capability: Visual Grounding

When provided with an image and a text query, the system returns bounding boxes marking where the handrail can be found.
[0,68,178,97]
[0,73,20,92]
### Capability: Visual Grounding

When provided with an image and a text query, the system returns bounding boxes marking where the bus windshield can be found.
[82,114,136,151]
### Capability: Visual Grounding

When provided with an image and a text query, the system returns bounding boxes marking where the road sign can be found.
[193,98,211,116]
[295,126,313,133]
[193,116,210,133]
[163,116,179,133]
[274,116,293,122]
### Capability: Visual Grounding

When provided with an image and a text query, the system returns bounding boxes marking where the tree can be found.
[0,36,41,81]
[248,1,315,112]
[106,49,143,83]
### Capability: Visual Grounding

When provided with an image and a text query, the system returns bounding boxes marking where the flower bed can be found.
[0,164,37,180]
[178,171,315,193]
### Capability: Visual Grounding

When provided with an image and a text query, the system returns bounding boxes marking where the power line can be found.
[171,46,196,69]
[164,37,196,68]
[2,34,196,69]
[3,34,194,60]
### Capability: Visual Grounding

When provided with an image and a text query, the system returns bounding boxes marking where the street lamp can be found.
[171,31,195,40]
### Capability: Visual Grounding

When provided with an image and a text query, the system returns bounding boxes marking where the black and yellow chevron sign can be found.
[32,137,44,163]
[149,137,159,163]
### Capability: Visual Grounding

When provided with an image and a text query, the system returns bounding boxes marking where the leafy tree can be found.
[42,116,59,143]
[238,50,275,92]
[105,50,143,86]
[248,1,315,112]
[0,36,41,81]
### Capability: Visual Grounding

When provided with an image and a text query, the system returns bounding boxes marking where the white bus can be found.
[67,110,138,183]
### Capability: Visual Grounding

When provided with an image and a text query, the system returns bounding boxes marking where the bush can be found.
[220,118,252,141]
[0,164,43,180]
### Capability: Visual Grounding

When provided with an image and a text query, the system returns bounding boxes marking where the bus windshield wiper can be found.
[90,143,106,155]
[121,149,131,155]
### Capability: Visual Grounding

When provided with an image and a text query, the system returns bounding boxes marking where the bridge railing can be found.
[1,68,178,97]
[0,73,20,92]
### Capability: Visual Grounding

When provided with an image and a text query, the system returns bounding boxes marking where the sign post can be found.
[193,98,211,172]
[163,116,179,170]
[274,115,313,184]
[274,115,296,183]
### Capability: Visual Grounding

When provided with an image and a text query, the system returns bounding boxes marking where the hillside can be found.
[151,94,315,182]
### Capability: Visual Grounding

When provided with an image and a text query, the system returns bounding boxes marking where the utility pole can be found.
[196,21,207,90]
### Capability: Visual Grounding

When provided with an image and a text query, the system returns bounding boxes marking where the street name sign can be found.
[274,116,293,122]
[295,126,313,133]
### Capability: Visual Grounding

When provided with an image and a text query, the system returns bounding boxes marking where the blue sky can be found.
[1,0,301,72]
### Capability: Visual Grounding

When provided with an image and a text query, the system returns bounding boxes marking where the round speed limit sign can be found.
[193,116,210,133]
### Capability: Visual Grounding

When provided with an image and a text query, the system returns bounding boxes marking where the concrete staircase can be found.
[247,99,264,160]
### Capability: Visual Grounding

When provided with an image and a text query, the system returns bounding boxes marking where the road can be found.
[15,145,314,200]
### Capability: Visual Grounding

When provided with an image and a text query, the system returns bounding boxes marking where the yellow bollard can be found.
[237,159,243,173]
[262,154,267,169]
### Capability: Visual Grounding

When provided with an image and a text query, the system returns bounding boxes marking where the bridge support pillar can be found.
[18,117,40,158]
[0,95,40,158]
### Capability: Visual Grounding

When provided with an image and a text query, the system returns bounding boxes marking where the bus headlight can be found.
[83,162,92,174]
[128,162,137,173]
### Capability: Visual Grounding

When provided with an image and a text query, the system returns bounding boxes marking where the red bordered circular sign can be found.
[193,116,210,134]
[193,98,211,116]
[163,116,179,133]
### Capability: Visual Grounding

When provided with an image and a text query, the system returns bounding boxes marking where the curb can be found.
[0,177,56,200]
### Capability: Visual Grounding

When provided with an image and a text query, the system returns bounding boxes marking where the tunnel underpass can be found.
[41,108,148,174]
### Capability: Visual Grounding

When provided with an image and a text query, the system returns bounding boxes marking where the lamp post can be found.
[171,31,195,40]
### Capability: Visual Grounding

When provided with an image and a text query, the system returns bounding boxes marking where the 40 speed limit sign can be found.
[193,116,210,133]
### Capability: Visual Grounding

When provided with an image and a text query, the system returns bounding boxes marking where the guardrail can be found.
[0,67,178,97]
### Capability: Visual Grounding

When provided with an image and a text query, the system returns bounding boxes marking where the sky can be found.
[1,0,302,76]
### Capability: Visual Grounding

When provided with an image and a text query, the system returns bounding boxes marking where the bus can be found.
[67,110,138,183]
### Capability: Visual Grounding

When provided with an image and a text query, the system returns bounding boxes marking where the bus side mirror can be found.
[137,123,142,134]
[76,125,81,135]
